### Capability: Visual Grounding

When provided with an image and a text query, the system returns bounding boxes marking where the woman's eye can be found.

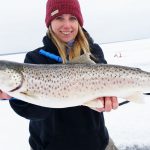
[70,16,77,21]
[55,16,63,20]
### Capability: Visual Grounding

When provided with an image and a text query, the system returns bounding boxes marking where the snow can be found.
[105,98,150,149]
[0,39,150,149]
[0,102,30,150]
[103,39,150,149]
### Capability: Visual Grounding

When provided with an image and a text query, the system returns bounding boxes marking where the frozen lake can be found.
[0,39,150,150]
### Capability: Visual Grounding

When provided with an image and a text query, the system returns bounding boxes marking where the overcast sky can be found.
[0,0,150,54]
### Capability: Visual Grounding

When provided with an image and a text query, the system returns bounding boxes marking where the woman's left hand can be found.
[94,96,119,112]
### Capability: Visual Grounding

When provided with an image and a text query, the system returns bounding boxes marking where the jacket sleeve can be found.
[83,28,107,64]
[9,51,52,121]
[90,43,107,64]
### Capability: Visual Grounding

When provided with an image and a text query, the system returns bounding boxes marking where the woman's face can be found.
[51,14,79,43]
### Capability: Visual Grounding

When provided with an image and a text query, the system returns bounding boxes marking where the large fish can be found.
[0,53,149,108]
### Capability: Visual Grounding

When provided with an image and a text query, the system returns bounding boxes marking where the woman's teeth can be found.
[62,31,71,35]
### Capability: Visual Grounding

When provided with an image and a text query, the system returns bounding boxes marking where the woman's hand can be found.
[94,96,119,112]
[0,90,12,100]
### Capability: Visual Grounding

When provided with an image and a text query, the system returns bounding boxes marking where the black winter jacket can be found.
[9,33,109,150]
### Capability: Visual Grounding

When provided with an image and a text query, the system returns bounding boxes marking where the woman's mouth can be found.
[61,31,72,35]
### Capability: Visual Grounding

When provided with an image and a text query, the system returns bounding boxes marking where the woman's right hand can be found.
[0,90,12,100]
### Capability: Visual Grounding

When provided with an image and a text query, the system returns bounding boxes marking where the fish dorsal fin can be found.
[69,53,96,64]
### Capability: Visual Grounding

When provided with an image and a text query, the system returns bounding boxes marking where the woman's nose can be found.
[63,20,71,28]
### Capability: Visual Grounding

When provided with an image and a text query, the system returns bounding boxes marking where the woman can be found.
[0,0,119,149]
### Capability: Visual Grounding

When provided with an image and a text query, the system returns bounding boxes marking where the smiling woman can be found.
[1,0,150,150]
[0,0,120,150]
[1,0,150,55]
[50,14,79,43]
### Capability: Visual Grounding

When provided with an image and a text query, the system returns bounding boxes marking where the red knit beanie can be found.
[45,0,83,28]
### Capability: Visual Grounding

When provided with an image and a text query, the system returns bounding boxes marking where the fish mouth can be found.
[9,71,24,92]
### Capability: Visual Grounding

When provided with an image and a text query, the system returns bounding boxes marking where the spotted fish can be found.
[0,53,149,108]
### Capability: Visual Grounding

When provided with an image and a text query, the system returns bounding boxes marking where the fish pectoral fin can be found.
[20,92,39,99]
[11,91,38,102]
[125,92,144,103]
[83,99,103,108]
[69,53,96,64]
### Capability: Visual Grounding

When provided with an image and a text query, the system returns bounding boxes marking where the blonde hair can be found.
[48,24,90,64]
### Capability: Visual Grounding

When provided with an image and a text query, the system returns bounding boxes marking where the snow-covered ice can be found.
[0,39,150,150]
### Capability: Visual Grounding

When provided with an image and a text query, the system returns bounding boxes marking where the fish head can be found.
[0,60,23,92]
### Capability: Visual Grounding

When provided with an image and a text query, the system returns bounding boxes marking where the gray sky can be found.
[0,0,150,54]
